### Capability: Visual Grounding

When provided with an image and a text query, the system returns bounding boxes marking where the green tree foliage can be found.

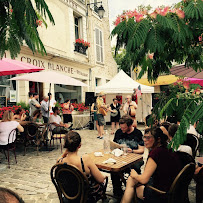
[111,0,203,81]
[0,0,55,59]
[151,80,203,150]
[112,47,132,76]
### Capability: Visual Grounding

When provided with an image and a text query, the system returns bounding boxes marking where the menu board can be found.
[0,96,7,107]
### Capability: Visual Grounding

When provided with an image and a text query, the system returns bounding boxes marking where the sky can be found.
[108,0,181,45]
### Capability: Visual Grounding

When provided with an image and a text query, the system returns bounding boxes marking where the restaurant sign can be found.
[19,55,89,79]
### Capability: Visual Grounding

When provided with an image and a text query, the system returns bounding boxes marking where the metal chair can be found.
[24,123,41,155]
[142,163,195,203]
[49,125,68,153]
[183,133,199,158]
[50,163,90,203]
[0,129,17,168]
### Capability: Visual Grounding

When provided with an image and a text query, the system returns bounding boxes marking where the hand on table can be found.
[127,148,133,153]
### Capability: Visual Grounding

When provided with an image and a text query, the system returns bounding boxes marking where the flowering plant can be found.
[75,38,90,47]
[0,105,29,119]
[72,102,89,112]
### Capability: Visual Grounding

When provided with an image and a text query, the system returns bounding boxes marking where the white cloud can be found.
[108,0,181,45]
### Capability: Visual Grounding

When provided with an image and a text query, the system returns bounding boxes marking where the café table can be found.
[88,150,143,185]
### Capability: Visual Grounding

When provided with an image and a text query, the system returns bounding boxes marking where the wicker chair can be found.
[0,129,17,168]
[24,123,41,155]
[142,163,195,203]
[51,163,90,203]
[51,163,108,203]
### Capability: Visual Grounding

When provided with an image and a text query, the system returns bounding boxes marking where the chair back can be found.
[26,123,38,139]
[168,163,195,203]
[50,163,89,203]
[8,129,17,144]
[183,133,199,157]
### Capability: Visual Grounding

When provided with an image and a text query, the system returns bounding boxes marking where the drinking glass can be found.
[121,144,128,156]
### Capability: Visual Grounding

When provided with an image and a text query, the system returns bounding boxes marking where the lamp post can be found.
[87,1,105,19]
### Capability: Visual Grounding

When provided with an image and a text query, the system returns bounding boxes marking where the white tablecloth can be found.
[72,114,91,129]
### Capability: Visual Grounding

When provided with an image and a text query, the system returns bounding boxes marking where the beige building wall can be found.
[4,0,117,104]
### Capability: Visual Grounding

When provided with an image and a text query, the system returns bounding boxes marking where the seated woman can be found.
[32,109,43,123]
[13,108,26,121]
[57,131,106,202]
[0,111,24,146]
[50,107,71,135]
[121,127,181,203]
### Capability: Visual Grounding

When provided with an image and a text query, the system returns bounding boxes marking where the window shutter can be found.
[95,28,103,63]
[100,30,103,62]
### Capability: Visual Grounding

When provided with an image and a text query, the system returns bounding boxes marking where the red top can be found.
[62,103,74,114]
[149,146,181,191]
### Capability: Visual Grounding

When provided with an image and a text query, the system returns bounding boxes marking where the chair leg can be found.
[3,150,7,159]
[60,137,62,154]
[13,150,17,164]
[7,150,10,168]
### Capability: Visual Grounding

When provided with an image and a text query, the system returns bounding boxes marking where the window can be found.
[74,14,82,40]
[74,17,79,40]
[95,28,103,63]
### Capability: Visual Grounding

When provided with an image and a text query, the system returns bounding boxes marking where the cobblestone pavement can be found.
[0,126,196,203]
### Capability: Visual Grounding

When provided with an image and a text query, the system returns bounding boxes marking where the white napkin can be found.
[94,152,104,157]
[111,148,123,157]
[102,158,117,164]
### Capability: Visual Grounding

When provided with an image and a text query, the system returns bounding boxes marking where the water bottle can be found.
[103,130,110,154]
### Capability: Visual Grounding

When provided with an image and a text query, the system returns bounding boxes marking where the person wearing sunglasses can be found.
[121,126,181,203]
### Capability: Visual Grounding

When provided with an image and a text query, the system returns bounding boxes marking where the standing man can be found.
[29,93,41,117]
[111,115,144,199]
[96,91,107,139]
[123,95,138,127]
[41,96,50,123]
[48,93,56,115]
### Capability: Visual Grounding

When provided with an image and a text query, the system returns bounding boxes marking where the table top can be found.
[88,150,143,172]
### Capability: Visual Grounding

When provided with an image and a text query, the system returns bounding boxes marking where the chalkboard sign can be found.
[7,102,16,107]
[0,96,7,107]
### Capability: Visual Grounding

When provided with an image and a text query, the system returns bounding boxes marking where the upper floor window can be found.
[74,13,83,40]
[95,28,103,63]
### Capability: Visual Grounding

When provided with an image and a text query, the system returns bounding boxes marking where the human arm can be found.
[85,155,106,183]
[20,113,26,121]
[63,102,70,110]
[132,101,137,109]
[17,124,24,132]
[91,103,96,112]
[57,149,68,163]
[130,157,157,184]
[127,145,145,154]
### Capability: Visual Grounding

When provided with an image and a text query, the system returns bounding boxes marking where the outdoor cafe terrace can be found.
[0,126,197,203]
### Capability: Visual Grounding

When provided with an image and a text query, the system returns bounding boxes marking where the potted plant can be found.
[75,38,90,55]
[72,102,89,114]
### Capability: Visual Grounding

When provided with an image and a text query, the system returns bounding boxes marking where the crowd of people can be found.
[0,91,202,203]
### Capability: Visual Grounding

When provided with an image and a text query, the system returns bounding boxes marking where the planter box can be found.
[74,43,88,55]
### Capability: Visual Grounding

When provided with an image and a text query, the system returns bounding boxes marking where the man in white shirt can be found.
[41,96,49,123]
[48,93,56,115]
[50,107,71,135]
[123,95,138,127]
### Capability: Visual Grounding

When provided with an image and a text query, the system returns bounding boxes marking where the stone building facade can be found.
[2,0,117,104]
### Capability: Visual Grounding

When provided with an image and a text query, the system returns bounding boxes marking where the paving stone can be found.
[0,126,196,202]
